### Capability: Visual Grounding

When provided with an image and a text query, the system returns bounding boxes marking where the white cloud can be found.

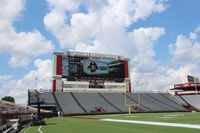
[131,63,200,92]
[143,26,200,92]
[131,0,167,22]
[0,0,24,31]
[46,0,81,11]
[44,0,168,92]
[169,27,200,65]
[159,64,200,90]
[8,56,29,68]
[0,75,13,100]
[130,25,200,92]
[194,24,200,33]
[189,32,197,40]
[44,0,167,48]
[0,59,53,104]
[0,0,54,68]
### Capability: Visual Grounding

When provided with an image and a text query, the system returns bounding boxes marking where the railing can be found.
[63,88,126,93]
[0,122,12,133]
[28,89,52,92]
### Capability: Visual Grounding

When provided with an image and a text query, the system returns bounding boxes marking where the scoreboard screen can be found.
[61,56,125,81]
[52,51,130,91]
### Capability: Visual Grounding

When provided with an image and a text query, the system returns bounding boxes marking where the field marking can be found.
[20,128,25,133]
[160,117,175,119]
[164,114,185,117]
[22,126,30,133]
[101,119,200,129]
[38,126,43,133]
[64,116,99,120]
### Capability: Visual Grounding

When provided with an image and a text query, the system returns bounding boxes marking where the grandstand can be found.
[171,78,200,111]
[28,52,199,115]
[0,100,51,132]
[28,91,192,115]
[0,100,38,115]
[28,89,56,111]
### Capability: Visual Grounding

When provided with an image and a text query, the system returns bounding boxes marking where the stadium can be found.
[1,51,200,133]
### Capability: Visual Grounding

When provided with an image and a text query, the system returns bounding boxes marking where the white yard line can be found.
[101,119,200,129]
[38,126,43,133]
[23,126,30,133]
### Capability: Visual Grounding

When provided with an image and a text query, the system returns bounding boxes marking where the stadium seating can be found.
[28,91,195,115]
[181,95,200,110]
[138,93,172,111]
[145,93,186,111]
[173,96,189,106]
[54,92,85,114]
[72,92,120,113]
[29,91,55,105]
[159,93,188,111]
[126,93,152,112]
[0,100,37,115]
[100,93,128,112]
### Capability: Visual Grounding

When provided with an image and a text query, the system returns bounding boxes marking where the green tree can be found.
[1,96,15,103]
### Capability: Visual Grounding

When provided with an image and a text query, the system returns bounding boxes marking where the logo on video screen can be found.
[87,62,98,72]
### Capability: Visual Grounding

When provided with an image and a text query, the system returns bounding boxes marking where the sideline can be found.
[38,126,43,133]
[101,119,200,129]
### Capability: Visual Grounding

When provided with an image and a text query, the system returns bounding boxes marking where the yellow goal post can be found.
[124,78,141,114]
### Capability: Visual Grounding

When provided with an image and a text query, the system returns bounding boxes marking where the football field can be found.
[21,112,200,133]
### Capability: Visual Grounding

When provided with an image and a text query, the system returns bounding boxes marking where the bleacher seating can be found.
[159,93,188,111]
[98,93,127,112]
[0,100,38,115]
[181,95,200,110]
[139,93,172,111]
[29,91,55,106]
[54,92,85,114]
[126,93,151,112]
[145,93,186,111]
[73,92,119,113]
[28,91,194,114]
[173,96,188,106]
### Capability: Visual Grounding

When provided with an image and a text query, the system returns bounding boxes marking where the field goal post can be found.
[124,78,141,114]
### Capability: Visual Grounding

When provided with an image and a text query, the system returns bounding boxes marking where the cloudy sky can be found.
[0,0,200,104]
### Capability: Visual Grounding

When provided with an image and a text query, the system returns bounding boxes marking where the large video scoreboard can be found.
[54,51,129,81]
[52,51,130,91]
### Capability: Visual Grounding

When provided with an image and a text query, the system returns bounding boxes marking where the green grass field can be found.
[21,112,200,133]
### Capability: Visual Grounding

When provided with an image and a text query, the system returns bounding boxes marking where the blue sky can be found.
[0,0,200,103]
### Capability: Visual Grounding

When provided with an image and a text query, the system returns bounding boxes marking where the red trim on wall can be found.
[56,55,62,75]
[176,90,200,95]
[174,82,200,89]
[124,61,129,78]
[52,80,56,92]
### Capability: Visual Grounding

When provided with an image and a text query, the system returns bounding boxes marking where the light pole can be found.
[32,89,46,126]
[34,90,41,119]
